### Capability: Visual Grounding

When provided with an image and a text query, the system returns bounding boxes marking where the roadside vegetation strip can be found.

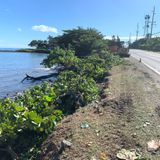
[0,28,122,159]
[131,37,160,52]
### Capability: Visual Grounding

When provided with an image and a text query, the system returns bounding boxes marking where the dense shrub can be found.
[131,37,160,52]
[43,48,122,82]
[0,83,62,159]
[42,48,122,114]
[42,47,79,68]
[117,48,130,58]
[53,71,99,113]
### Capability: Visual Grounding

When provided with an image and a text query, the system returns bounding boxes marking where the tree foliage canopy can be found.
[42,47,79,68]
[131,37,160,51]
[29,27,108,57]
[28,40,48,50]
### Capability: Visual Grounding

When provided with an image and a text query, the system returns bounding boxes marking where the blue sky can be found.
[0,0,159,48]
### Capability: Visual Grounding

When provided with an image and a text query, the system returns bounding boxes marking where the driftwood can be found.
[21,73,59,83]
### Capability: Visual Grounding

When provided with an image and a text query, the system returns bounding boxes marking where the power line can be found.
[152,31,160,35]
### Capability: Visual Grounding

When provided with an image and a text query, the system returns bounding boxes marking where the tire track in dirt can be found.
[108,58,160,159]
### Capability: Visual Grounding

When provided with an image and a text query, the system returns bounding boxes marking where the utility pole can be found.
[127,33,131,51]
[128,33,131,47]
[144,15,150,38]
[143,19,147,36]
[136,23,139,41]
[150,6,156,38]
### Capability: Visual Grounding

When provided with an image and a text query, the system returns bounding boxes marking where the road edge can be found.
[131,55,160,75]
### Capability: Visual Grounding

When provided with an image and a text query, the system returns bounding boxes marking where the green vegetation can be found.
[54,71,99,114]
[0,83,62,159]
[131,37,160,52]
[17,48,50,53]
[0,27,122,159]
[107,35,129,57]
[42,48,79,68]
[28,40,48,50]
[42,47,121,114]
[108,35,124,48]
[29,27,108,57]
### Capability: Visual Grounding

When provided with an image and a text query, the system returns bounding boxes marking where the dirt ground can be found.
[41,57,160,160]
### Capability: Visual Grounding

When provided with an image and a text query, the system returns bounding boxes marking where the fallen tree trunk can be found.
[21,73,59,83]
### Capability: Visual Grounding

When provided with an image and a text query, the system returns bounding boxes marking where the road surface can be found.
[129,49,160,75]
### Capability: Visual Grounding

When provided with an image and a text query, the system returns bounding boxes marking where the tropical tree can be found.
[30,27,108,56]
[42,47,79,69]
[28,40,48,50]
[56,27,107,56]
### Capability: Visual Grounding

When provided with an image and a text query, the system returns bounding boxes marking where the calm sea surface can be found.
[0,52,52,98]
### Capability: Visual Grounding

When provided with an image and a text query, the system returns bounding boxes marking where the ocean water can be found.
[0,52,53,98]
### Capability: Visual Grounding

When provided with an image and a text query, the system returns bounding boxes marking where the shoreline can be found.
[0,49,50,54]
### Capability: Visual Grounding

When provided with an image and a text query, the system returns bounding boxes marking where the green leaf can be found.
[43,95,52,102]
[15,106,25,112]
[28,111,43,124]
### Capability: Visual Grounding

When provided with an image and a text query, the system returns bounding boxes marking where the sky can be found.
[0,0,159,48]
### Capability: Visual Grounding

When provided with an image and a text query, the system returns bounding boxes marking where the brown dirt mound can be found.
[41,95,137,160]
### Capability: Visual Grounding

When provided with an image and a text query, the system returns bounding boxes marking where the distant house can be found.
[109,45,119,53]
[107,36,124,53]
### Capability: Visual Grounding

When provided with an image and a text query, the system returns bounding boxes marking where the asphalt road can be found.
[129,49,160,75]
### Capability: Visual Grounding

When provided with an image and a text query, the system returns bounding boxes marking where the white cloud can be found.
[32,25,58,33]
[17,28,22,32]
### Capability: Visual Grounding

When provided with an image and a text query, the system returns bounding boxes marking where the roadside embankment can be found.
[41,58,160,160]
